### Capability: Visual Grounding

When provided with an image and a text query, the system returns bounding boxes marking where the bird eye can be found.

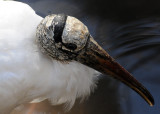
[64,43,77,50]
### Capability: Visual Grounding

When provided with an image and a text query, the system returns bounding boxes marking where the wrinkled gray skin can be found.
[36,14,90,61]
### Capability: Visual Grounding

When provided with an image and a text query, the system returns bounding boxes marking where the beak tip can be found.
[149,103,154,107]
[149,98,155,106]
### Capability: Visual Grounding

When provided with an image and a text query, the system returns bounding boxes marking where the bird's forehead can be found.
[42,14,56,28]
[46,15,55,28]
[62,16,89,50]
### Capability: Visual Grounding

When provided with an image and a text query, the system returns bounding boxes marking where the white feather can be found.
[0,1,99,113]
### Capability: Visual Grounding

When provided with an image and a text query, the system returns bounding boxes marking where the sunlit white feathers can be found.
[0,1,99,113]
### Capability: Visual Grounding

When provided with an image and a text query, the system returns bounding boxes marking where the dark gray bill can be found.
[76,35,154,106]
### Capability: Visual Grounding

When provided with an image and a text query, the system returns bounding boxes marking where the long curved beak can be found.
[76,35,154,106]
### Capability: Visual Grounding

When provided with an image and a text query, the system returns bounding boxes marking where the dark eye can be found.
[64,43,77,50]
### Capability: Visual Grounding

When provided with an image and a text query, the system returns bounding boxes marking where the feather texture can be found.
[0,1,99,113]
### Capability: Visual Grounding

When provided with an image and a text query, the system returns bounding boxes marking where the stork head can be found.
[36,14,154,106]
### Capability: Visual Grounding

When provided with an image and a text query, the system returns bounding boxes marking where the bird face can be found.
[37,14,89,61]
[36,14,154,106]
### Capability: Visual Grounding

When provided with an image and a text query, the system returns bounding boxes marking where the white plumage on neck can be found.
[0,1,98,113]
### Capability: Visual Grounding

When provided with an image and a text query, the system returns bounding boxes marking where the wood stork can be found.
[0,1,154,113]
